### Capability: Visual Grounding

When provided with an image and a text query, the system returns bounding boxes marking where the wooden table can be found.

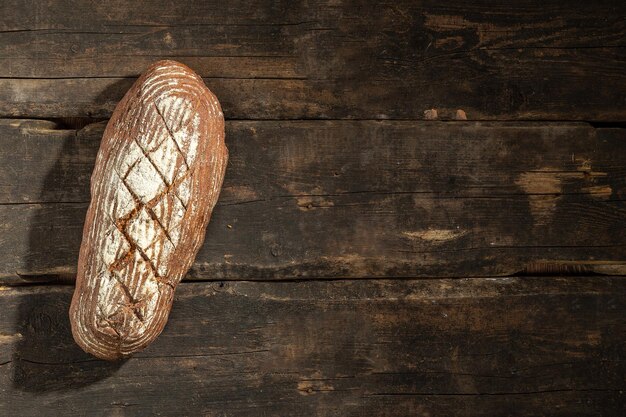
[1,1,625,415]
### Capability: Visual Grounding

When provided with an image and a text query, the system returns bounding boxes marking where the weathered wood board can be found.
[1,0,624,120]
[1,1,625,415]
[1,277,624,416]
[1,119,625,282]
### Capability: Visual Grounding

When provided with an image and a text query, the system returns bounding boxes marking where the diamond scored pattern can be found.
[106,93,195,287]
[70,60,227,361]
[124,156,166,204]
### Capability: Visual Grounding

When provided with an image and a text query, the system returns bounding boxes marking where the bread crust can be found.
[69,60,227,360]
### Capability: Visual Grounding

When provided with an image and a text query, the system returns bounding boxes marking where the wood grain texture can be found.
[69,61,228,360]
[2,1,624,414]
[0,0,624,120]
[1,120,625,283]
[1,277,624,416]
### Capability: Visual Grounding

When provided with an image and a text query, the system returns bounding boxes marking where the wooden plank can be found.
[1,119,625,282]
[0,277,624,416]
[1,0,624,120]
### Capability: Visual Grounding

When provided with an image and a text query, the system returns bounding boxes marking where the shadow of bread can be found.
[13,118,125,392]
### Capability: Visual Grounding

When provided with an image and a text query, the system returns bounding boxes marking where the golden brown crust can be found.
[69,60,227,360]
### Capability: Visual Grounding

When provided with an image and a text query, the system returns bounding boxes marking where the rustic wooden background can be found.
[1,1,625,415]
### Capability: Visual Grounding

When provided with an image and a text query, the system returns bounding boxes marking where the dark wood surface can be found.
[1,0,625,415]
[1,278,625,416]
[1,0,625,120]
[1,119,626,283]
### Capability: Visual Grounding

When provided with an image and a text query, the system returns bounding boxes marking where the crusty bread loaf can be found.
[70,60,228,360]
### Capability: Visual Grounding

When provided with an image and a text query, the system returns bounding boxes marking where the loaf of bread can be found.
[70,60,228,360]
